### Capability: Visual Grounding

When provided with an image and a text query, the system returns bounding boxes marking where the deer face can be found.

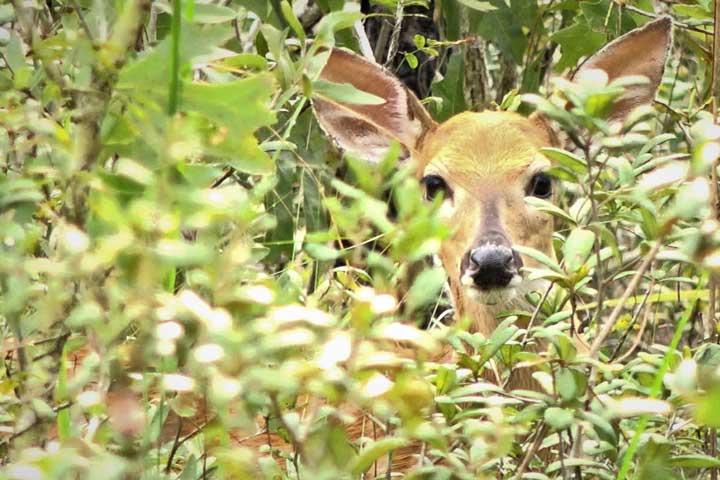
[313,17,671,332]
[417,111,556,313]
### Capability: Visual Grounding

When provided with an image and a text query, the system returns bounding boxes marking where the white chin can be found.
[460,274,536,309]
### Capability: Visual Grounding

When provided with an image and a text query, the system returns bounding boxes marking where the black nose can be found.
[467,245,517,290]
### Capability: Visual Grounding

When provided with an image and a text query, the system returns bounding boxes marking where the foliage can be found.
[1,1,720,479]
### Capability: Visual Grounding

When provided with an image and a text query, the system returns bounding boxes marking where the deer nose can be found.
[468,245,517,290]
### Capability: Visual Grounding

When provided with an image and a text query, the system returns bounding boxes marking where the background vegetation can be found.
[2,0,720,479]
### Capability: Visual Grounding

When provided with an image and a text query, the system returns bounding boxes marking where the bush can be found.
[2,1,720,479]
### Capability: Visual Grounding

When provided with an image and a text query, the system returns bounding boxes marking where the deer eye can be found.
[527,172,552,198]
[421,175,449,201]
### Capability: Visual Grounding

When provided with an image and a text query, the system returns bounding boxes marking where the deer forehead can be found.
[419,111,552,193]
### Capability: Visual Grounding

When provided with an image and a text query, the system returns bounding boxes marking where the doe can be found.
[313,17,672,390]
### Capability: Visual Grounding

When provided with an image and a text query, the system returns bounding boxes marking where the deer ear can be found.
[571,16,672,121]
[313,49,436,163]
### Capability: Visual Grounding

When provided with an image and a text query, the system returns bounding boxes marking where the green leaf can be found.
[178,456,199,480]
[404,52,419,69]
[541,147,587,174]
[180,75,277,174]
[156,3,238,23]
[305,243,341,261]
[695,386,720,427]
[524,196,576,224]
[119,24,235,88]
[579,411,618,446]
[407,268,447,312]
[670,454,720,468]
[432,53,466,121]
[470,0,536,63]
[316,11,364,42]
[544,407,573,431]
[186,3,237,23]
[0,4,15,23]
[312,79,386,105]
[672,4,711,19]
[555,367,577,402]
[479,316,519,364]
[562,228,596,274]
[551,21,606,72]
[222,53,269,70]
[281,0,306,41]
[513,245,563,274]
[351,437,409,475]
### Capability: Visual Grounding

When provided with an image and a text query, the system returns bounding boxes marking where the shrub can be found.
[2,1,720,479]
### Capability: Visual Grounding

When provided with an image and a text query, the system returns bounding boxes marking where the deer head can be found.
[313,17,672,336]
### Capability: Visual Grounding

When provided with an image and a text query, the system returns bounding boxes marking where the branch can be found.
[384,0,404,68]
[588,239,664,358]
[10,0,67,89]
[624,5,713,35]
[514,423,548,479]
[354,20,376,61]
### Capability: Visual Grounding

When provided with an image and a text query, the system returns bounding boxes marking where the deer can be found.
[313,16,672,393]
[302,17,673,473]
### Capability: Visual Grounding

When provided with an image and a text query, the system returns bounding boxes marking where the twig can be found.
[211,167,235,188]
[616,302,698,480]
[354,20,376,61]
[165,417,184,473]
[270,394,307,462]
[588,239,664,358]
[384,0,404,68]
[514,423,548,479]
[520,284,554,347]
[610,279,655,362]
[503,283,554,389]
[624,5,713,35]
[168,0,182,116]
[0,332,70,356]
[708,5,720,478]
[70,0,96,44]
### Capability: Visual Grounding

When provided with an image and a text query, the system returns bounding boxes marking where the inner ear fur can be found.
[571,16,673,121]
[313,49,436,163]
[532,17,672,150]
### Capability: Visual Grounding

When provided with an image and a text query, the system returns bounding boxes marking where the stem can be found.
[514,424,548,479]
[712,0,720,101]
[168,0,182,116]
[616,301,698,480]
[708,5,720,479]
[384,0,404,68]
[588,238,664,358]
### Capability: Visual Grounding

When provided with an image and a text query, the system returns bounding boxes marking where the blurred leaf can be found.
[351,437,409,475]
[670,454,720,468]
[544,407,573,431]
[407,268,447,313]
